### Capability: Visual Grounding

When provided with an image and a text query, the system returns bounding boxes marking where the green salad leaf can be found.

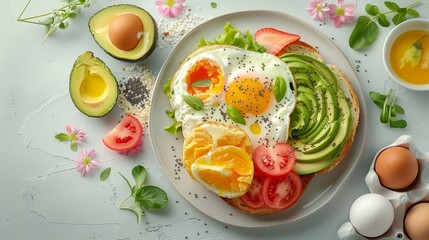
[198,22,266,53]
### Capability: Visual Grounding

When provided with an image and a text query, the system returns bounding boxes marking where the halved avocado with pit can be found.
[69,51,118,117]
[88,4,157,62]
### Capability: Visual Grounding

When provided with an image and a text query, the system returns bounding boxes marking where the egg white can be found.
[170,45,296,147]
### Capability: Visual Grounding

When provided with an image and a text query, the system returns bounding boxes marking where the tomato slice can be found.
[252,142,296,177]
[240,172,266,209]
[261,171,303,210]
[102,114,143,151]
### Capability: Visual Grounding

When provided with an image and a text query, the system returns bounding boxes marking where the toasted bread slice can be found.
[280,41,323,62]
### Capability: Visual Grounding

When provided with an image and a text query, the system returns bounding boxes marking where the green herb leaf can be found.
[226,105,246,125]
[70,142,78,152]
[349,16,379,50]
[163,78,172,98]
[164,118,182,135]
[165,109,175,118]
[273,76,287,102]
[136,186,168,210]
[365,4,379,16]
[392,12,407,25]
[119,172,133,193]
[394,105,405,114]
[119,201,144,224]
[55,133,69,141]
[389,119,407,128]
[407,8,419,17]
[100,167,111,181]
[132,165,147,191]
[183,95,204,111]
[384,1,400,11]
[211,2,217,8]
[377,14,390,27]
[191,79,212,87]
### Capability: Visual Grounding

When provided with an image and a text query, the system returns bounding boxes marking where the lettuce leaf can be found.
[197,22,266,53]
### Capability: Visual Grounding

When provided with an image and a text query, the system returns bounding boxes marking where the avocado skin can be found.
[69,51,118,118]
[88,4,158,62]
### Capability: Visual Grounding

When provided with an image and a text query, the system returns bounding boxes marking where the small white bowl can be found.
[382,18,429,91]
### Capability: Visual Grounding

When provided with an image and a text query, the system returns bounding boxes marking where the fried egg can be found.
[170,45,296,147]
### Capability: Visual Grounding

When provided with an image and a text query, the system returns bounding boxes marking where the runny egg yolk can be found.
[186,59,224,100]
[225,77,271,116]
[80,74,107,103]
[108,13,143,51]
[250,123,261,135]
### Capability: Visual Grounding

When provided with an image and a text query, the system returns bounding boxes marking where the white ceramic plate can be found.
[149,10,367,228]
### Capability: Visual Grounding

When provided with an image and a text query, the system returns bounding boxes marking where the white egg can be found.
[170,45,296,147]
[349,193,394,238]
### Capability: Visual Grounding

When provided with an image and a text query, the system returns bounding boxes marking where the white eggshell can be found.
[349,193,394,238]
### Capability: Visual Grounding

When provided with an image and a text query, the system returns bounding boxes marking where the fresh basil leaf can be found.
[384,1,400,11]
[100,167,111,181]
[191,79,212,87]
[365,4,379,16]
[274,76,287,102]
[407,8,419,17]
[211,2,217,8]
[389,119,407,128]
[136,186,168,210]
[132,165,147,191]
[377,14,390,27]
[119,201,144,224]
[183,95,204,111]
[164,118,182,135]
[349,16,379,50]
[226,105,246,125]
[55,133,69,141]
[70,142,78,152]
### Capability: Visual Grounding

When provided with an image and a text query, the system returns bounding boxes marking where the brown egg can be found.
[374,146,418,190]
[405,202,429,240]
[108,14,144,51]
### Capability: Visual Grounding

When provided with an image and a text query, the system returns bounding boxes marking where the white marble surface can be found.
[1,0,428,239]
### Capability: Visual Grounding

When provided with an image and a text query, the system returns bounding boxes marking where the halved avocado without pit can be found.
[88,4,157,62]
[69,51,118,117]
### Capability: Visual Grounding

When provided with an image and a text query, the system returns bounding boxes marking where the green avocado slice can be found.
[88,4,157,62]
[69,51,118,117]
[281,53,352,173]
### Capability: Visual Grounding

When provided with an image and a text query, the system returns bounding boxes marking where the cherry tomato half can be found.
[252,142,296,177]
[240,172,266,209]
[102,114,143,151]
[261,171,303,210]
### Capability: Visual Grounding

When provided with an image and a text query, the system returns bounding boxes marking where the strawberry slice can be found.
[254,28,301,55]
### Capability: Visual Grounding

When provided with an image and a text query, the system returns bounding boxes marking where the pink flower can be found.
[327,0,355,28]
[66,125,85,143]
[155,0,185,18]
[75,149,100,176]
[306,0,329,22]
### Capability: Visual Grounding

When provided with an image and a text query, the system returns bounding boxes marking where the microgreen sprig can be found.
[349,0,421,50]
[17,0,91,42]
[369,88,407,128]
[118,165,168,224]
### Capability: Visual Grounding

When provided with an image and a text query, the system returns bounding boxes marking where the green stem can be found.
[119,195,133,209]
